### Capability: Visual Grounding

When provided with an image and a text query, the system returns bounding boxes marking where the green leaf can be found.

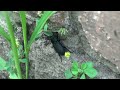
[28,11,56,48]
[4,11,22,79]
[43,31,53,36]
[58,28,68,36]
[9,72,19,79]
[64,69,73,79]
[85,61,93,68]
[71,76,77,79]
[5,59,14,70]
[19,11,26,34]
[71,61,79,76]
[80,74,86,79]
[0,26,11,43]
[19,59,27,63]
[81,63,87,70]
[6,67,13,73]
[0,57,7,70]
[19,11,29,79]
[36,18,39,26]
[84,68,98,78]
[44,23,48,31]
[78,68,83,73]
[71,71,78,76]
[19,11,27,53]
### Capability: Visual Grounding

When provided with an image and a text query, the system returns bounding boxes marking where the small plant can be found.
[0,11,56,79]
[0,57,19,79]
[42,23,53,37]
[64,61,98,79]
[58,28,68,36]
[0,39,27,79]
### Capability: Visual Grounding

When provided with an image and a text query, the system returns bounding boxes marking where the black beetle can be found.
[47,32,70,61]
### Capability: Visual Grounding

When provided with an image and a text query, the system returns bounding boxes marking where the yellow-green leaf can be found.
[84,68,98,78]
[9,72,19,79]
[0,57,7,70]
[64,69,73,79]
[71,61,79,76]
[80,74,86,79]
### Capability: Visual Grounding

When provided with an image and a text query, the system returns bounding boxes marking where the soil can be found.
[0,11,120,79]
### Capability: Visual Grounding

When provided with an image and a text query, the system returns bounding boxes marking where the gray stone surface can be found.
[0,36,10,79]
[77,11,120,72]
[29,38,72,79]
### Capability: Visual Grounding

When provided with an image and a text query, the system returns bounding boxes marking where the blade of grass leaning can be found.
[28,11,56,48]
[0,26,11,43]
[4,11,22,79]
[19,11,29,79]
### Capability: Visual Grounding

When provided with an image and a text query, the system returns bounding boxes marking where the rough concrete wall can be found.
[77,11,120,73]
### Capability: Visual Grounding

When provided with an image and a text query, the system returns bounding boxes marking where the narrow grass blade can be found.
[0,26,11,43]
[0,57,7,70]
[19,11,29,79]
[4,11,22,79]
[28,11,56,48]
[9,72,19,79]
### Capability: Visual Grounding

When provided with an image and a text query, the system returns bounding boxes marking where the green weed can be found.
[64,61,98,79]
[58,28,68,36]
[0,56,19,79]
[42,23,53,36]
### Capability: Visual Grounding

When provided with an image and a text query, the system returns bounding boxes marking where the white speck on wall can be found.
[78,16,82,22]
[116,66,119,69]
[102,77,107,79]
[94,48,98,51]
[92,35,95,38]
[98,27,101,30]
[91,45,93,49]
[96,39,101,46]
[83,29,85,32]
[107,35,111,40]
[93,11,101,21]
[93,15,98,20]
[97,11,101,14]
[83,29,89,34]
[85,30,88,34]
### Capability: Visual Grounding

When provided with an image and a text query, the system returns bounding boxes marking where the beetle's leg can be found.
[58,54,62,62]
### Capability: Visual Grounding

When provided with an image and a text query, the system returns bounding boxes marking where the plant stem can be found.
[28,11,56,49]
[19,11,29,79]
[4,11,22,79]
